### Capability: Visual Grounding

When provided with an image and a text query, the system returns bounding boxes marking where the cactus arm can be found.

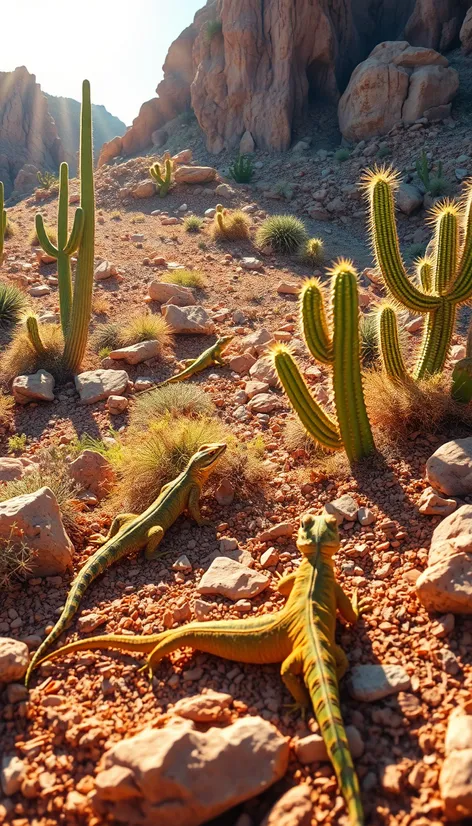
[63,207,84,256]
[272,345,342,450]
[367,172,440,311]
[378,305,408,380]
[433,206,458,295]
[26,315,47,356]
[331,267,375,461]
[414,300,456,380]
[449,184,472,302]
[63,80,95,373]
[417,258,433,294]
[159,159,172,197]
[150,163,164,186]
[35,213,59,259]
[300,279,334,364]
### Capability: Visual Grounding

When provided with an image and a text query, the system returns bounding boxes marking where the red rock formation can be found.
[98,0,472,164]
[0,66,63,197]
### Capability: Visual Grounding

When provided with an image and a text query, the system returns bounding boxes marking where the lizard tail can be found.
[25,542,125,687]
[33,632,160,670]
[306,662,364,826]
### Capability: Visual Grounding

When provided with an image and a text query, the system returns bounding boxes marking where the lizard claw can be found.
[137,661,154,683]
[352,589,372,619]
[89,533,107,546]
[283,701,309,720]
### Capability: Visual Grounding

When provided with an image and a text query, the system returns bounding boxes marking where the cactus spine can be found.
[35,163,84,337]
[365,167,472,380]
[26,80,95,373]
[0,182,6,264]
[150,157,173,197]
[272,262,375,463]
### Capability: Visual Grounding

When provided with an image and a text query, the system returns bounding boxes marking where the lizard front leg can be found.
[276,572,298,598]
[335,582,372,624]
[90,513,137,545]
[280,648,311,708]
[187,485,211,527]
[144,525,165,560]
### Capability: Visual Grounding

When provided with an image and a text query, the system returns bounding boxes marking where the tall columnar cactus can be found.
[272,262,375,463]
[376,303,408,380]
[26,80,95,374]
[35,163,84,337]
[0,182,6,264]
[365,166,472,380]
[150,156,173,197]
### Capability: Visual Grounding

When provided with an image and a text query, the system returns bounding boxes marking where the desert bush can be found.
[122,314,172,348]
[91,293,111,316]
[1,324,65,382]
[162,269,206,289]
[256,214,308,254]
[37,171,59,190]
[211,206,251,241]
[229,155,254,184]
[0,393,14,429]
[7,434,28,454]
[129,384,215,433]
[90,322,121,353]
[183,215,203,233]
[0,283,29,325]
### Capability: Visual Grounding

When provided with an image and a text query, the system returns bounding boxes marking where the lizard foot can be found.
[137,661,154,684]
[352,590,373,619]
[89,533,107,546]
[283,701,309,720]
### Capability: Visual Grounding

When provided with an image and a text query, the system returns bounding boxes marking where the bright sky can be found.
[2,0,203,125]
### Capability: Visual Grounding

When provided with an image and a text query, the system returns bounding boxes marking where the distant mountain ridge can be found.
[45,93,126,174]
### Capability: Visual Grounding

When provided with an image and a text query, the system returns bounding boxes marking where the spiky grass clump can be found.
[115,415,267,512]
[0,530,33,589]
[91,293,111,316]
[359,313,380,367]
[1,324,65,383]
[121,314,172,348]
[363,370,472,443]
[256,214,308,254]
[0,447,80,533]
[162,269,206,289]
[4,219,17,240]
[0,283,29,325]
[183,215,203,233]
[90,322,121,353]
[28,224,57,247]
[302,237,324,266]
[0,393,14,429]
[211,208,251,242]
[130,384,214,432]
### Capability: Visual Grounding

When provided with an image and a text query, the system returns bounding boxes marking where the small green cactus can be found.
[0,182,6,264]
[37,170,59,190]
[229,155,254,183]
[365,166,472,380]
[271,261,375,463]
[150,156,173,197]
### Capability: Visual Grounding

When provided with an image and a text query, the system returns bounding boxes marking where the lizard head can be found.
[296,512,340,559]
[189,443,227,479]
[217,335,234,352]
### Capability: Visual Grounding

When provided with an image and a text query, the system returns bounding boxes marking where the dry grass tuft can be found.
[130,384,215,432]
[4,219,17,239]
[1,324,66,382]
[121,313,172,348]
[0,393,14,430]
[0,530,33,590]
[364,370,472,443]
[162,269,206,289]
[28,224,57,247]
[0,283,29,325]
[114,415,268,512]
[211,207,251,241]
[91,293,111,316]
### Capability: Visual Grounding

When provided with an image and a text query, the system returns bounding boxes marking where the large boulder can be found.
[12,370,55,404]
[148,281,196,306]
[93,717,289,825]
[426,438,472,496]
[0,486,73,576]
[162,305,215,335]
[338,41,458,141]
[0,638,29,683]
[416,505,472,614]
[460,7,472,53]
[440,709,472,821]
[75,369,129,404]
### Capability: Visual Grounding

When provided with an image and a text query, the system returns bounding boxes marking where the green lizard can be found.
[33,512,369,826]
[24,442,226,687]
[138,335,233,394]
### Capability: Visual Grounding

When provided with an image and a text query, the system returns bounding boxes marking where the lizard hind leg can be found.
[144,525,165,560]
[90,513,137,545]
[334,644,349,681]
[280,648,311,709]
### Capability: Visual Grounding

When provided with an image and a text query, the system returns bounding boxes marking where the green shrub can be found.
[229,155,254,184]
[256,214,308,254]
[206,19,222,40]
[0,283,29,325]
[37,171,59,190]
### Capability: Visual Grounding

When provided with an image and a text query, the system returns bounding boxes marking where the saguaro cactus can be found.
[0,182,6,264]
[27,80,95,374]
[365,166,472,380]
[272,262,375,463]
[150,156,173,197]
[35,163,84,337]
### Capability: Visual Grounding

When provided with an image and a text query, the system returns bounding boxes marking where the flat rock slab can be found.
[94,260,117,281]
[94,716,288,826]
[324,493,359,523]
[416,504,472,613]
[0,638,29,683]
[13,370,55,404]
[0,457,37,483]
[348,664,411,701]
[426,437,472,496]
[148,281,196,306]
[171,690,233,723]
[109,340,163,365]
[0,486,73,576]
[162,304,215,335]
[174,165,217,184]
[197,556,269,600]
[75,369,129,404]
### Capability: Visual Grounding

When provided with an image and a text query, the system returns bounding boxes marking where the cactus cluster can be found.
[0,182,6,265]
[27,80,95,373]
[365,167,472,382]
[212,204,250,240]
[150,154,173,197]
[272,262,375,463]
[228,154,254,183]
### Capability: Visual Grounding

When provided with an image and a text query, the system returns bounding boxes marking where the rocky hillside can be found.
[45,94,126,173]
[99,0,472,165]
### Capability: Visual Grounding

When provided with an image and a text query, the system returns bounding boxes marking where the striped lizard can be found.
[32,512,370,825]
[24,442,226,686]
[137,335,233,394]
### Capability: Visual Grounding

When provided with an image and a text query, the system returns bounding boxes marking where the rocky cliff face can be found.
[45,95,126,174]
[99,0,472,165]
[0,66,63,197]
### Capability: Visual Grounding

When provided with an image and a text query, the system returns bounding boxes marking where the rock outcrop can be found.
[98,0,471,163]
[0,66,62,197]
[338,42,459,141]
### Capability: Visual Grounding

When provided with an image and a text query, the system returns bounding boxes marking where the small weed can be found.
[131,214,146,224]
[4,219,16,239]
[110,211,122,220]
[206,18,222,40]
[37,171,59,190]
[162,269,206,289]
[211,206,251,241]
[0,528,33,589]
[198,240,207,251]
[99,346,112,359]
[183,215,203,233]
[91,293,111,316]
[334,148,350,162]
[7,434,28,454]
